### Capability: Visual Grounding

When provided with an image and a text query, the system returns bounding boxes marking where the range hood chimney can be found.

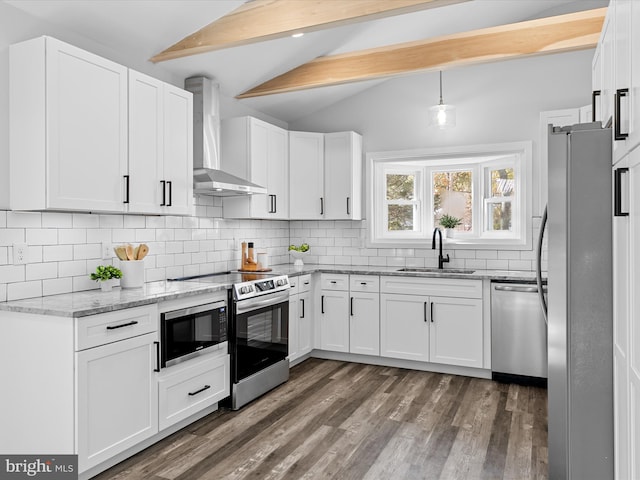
[185,76,267,196]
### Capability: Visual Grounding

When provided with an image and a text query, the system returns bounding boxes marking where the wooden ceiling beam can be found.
[236,7,606,99]
[150,0,468,63]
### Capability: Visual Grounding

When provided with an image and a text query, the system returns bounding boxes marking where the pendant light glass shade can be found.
[429,71,456,129]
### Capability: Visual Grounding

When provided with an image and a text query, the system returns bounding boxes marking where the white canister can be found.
[257,252,269,269]
[120,260,145,288]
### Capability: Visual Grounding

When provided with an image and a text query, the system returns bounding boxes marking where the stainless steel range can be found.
[168,272,290,410]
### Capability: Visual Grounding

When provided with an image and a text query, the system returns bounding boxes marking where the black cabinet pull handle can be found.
[423,302,427,322]
[123,175,130,204]
[321,295,325,314]
[347,197,350,215]
[303,281,309,285]
[350,297,354,316]
[268,194,276,213]
[167,181,172,207]
[273,194,277,213]
[160,180,166,206]
[320,197,324,215]
[592,90,601,122]
[615,167,629,216]
[154,341,160,372]
[188,385,211,396]
[430,302,434,323]
[106,320,138,330]
[615,88,629,141]
[300,298,305,318]
[330,281,337,284]
[360,282,367,285]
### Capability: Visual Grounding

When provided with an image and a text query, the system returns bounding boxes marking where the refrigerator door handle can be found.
[536,205,548,324]
[592,90,601,122]
[614,167,630,217]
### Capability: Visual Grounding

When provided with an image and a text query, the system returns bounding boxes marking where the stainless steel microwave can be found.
[160,300,228,368]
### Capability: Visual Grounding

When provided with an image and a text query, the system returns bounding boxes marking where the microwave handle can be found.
[153,341,160,372]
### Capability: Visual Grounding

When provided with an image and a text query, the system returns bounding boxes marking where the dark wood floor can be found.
[95,359,548,480]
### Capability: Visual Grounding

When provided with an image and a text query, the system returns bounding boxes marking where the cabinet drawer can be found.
[380,276,482,299]
[350,275,380,293]
[321,273,349,291]
[158,352,230,431]
[288,276,300,295]
[298,274,312,293]
[75,304,158,351]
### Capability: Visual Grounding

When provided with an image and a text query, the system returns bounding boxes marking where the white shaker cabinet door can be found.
[429,296,483,368]
[11,36,128,212]
[349,292,380,356]
[163,84,194,215]
[289,131,324,219]
[76,332,159,473]
[319,290,349,353]
[380,293,429,361]
[128,70,163,214]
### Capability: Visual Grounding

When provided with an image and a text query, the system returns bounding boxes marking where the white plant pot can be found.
[445,228,455,239]
[289,250,308,272]
[100,279,116,292]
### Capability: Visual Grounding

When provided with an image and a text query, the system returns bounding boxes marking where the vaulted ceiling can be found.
[5,0,608,123]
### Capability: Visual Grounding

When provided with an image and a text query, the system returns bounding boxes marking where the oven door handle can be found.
[235,291,290,314]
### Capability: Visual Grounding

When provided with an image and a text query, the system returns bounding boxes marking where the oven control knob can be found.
[240,285,253,294]
[276,279,287,286]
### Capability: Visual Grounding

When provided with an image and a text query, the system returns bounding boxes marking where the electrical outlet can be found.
[102,242,112,260]
[13,243,28,265]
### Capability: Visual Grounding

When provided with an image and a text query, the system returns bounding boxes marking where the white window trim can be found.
[366,141,533,250]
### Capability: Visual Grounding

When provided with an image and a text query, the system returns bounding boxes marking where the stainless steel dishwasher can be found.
[491,281,547,387]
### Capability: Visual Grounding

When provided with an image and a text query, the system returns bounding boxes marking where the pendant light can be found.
[429,71,456,129]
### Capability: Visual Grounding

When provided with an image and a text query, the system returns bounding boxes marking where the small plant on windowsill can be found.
[439,214,462,239]
[90,265,122,292]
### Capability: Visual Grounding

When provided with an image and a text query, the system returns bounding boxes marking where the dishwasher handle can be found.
[494,285,547,294]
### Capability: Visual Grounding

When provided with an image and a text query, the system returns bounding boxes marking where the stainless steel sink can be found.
[397,267,476,274]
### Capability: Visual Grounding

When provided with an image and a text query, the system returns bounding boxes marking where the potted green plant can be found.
[439,214,462,238]
[90,265,123,292]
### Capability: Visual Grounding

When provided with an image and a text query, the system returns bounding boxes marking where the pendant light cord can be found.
[439,71,444,105]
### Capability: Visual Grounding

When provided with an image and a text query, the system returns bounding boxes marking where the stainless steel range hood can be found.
[185,76,267,196]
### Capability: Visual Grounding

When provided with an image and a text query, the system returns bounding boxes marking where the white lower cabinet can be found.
[288,275,313,363]
[320,289,350,352]
[380,276,484,368]
[349,292,380,355]
[158,350,229,431]
[77,332,159,473]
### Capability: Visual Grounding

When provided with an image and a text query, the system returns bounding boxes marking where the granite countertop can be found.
[0,263,542,318]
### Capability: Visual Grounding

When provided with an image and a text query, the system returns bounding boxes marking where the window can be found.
[368,142,532,248]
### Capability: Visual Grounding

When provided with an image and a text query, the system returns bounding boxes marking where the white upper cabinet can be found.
[10,36,194,215]
[222,117,289,219]
[289,131,325,219]
[594,0,640,162]
[289,130,363,220]
[10,36,128,212]
[324,132,363,220]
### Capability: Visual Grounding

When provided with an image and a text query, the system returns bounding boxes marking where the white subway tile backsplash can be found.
[0,212,6,228]
[73,213,100,228]
[72,275,95,292]
[7,212,42,228]
[26,262,58,281]
[8,281,42,301]
[74,244,101,260]
[58,229,86,245]
[146,216,165,229]
[0,229,25,246]
[124,215,146,228]
[0,247,7,265]
[112,229,136,243]
[26,246,43,263]
[99,215,124,228]
[26,229,58,245]
[0,265,25,283]
[135,229,156,242]
[486,260,510,270]
[43,245,74,262]
[43,277,72,296]
[498,250,520,260]
[59,260,87,277]
[42,212,72,228]
[0,283,6,302]
[86,229,113,244]
[508,260,532,270]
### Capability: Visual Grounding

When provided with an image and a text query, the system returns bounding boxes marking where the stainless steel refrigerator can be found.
[537,122,614,479]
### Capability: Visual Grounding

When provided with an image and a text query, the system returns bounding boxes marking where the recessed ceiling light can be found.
[291,32,304,38]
